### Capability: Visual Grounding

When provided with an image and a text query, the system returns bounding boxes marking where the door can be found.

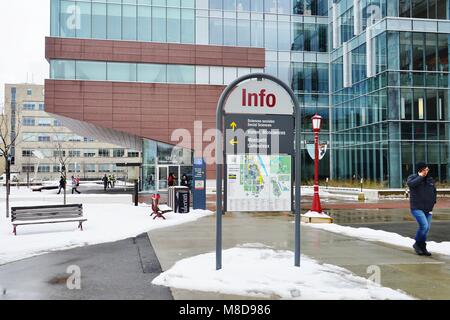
[168,166,179,187]
[157,166,168,191]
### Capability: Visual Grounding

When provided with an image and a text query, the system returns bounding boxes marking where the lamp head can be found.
[312,114,323,132]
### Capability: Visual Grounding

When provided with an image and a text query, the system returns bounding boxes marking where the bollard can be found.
[134,180,139,206]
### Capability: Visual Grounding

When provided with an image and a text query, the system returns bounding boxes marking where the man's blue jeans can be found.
[411,209,432,243]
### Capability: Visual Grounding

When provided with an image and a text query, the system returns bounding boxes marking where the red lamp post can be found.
[311,114,323,213]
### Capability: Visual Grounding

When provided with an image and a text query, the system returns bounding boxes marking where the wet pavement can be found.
[148,212,450,300]
[327,208,450,242]
[0,234,172,300]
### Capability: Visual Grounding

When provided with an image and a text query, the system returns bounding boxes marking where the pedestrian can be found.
[102,174,109,191]
[57,176,66,194]
[181,174,189,188]
[108,174,113,188]
[407,162,437,256]
[71,176,81,194]
[76,175,81,187]
[148,175,154,188]
[112,175,116,188]
[168,173,175,187]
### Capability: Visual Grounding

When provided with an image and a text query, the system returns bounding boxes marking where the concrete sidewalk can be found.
[148,212,450,300]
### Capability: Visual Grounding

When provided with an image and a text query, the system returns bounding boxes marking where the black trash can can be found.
[176,190,190,213]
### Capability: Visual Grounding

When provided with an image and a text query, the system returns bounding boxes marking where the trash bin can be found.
[177,190,190,214]
[168,186,189,213]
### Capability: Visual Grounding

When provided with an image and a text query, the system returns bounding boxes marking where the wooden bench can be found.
[11,204,87,236]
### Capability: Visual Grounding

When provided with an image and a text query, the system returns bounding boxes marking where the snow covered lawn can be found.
[305,223,450,256]
[0,198,212,265]
[152,244,413,300]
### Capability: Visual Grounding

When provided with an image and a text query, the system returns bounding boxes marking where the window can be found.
[83,150,96,158]
[167,65,195,83]
[22,150,34,157]
[68,163,81,173]
[38,118,53,127]
[237,18,250,47]
[107,62,137,82]
[99,149,110,157]
[22,103,35,111]
[23,133,38,142]
[51,60,76,80]
[128,151,140,158]
[210,18,223,45]
[39,104,45,111]
[27,89,32,96]
[181,9,194,43]
[84,164,96,173]
[92,3,107,39]
[113,149,125,157]
[112,164,126,173]
[167,8,181,43]
[76,61,106,80]
[152,7,167,42]
[53,150,66,157]
[107,3,122,40]
[224,18,237,46]
[69,135,83,142]
[99,164,111,173]
[78,2,91,38]
[84,137,95,142]
[137,64,167,83]
[54,119,63,126]
[138,6,152,41]
[69,150,81,157]
[38,165,51,173]
[22,165,35,173]
[23,117,35,126]
[123,5,137,40]
[53,164,62,173]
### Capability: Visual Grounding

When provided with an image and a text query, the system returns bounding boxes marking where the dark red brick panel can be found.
[46,37,265,68]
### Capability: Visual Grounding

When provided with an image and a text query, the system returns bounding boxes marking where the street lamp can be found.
[301,114,333,223]
[311,114,323,213]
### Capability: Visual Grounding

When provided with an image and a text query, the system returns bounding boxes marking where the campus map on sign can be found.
[226,154,292,212]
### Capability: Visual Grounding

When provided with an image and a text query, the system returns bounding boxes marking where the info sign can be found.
[215,74,302,270]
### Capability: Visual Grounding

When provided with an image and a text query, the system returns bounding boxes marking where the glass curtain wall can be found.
[332,30,450,187]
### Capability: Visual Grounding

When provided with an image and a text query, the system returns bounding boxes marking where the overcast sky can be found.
[0,0,50,105]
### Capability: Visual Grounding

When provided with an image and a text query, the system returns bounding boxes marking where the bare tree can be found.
[47,129,76,205]
[0,105,22,218]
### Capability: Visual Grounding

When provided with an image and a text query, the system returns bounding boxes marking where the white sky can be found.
[0,0,50,105]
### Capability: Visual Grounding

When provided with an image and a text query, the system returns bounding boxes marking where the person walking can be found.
[57,176,66,194]
[108,174,113,188]
[407,162,437,256]
[181,174,189,188]
[111,175,116,188]
[71,176,81,194]
[102,174,109,191]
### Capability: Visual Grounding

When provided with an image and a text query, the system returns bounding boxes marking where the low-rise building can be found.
[4,83,141,182]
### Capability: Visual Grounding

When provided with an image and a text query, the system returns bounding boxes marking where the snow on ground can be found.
[305,223,450,256]
[301,187,357,200]
[0,189,213,265]
[152,244,413,300]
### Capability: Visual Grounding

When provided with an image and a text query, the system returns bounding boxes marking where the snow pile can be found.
[306,223,450,256]
[152,244,413,300]
[0,201,212,265]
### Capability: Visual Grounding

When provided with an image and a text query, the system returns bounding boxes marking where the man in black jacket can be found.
[407,162,437,256]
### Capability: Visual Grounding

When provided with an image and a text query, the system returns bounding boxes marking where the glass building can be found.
[46,0,450,190]
[331,0,450,187]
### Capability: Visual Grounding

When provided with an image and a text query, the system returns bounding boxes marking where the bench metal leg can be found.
[78,222,84,231]
[13,225,17,236]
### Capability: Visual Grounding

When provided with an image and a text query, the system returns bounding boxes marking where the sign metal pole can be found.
[216,73,301,270]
